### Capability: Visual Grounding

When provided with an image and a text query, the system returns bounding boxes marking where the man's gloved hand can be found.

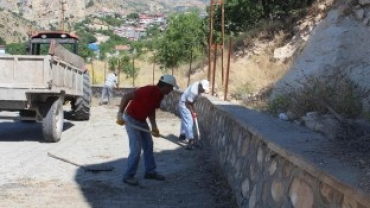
[191,112,197,119]
[151,127,160,137]
[116,112,125,126]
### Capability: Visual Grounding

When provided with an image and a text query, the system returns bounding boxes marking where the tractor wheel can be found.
[71,72,91,120]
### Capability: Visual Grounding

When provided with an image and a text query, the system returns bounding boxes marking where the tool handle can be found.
[126,122,166,138]
[47,152,82,167]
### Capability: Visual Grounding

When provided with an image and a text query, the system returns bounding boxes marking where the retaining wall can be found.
[161,91,370,208]
[91,86,370,208]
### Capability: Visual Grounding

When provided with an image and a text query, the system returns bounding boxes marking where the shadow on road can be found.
[160,134,187,148]
[74,144,235,208]
[0,121,75,142]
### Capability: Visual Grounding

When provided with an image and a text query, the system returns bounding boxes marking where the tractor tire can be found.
[71,72,91,120]
[42,99,64,143]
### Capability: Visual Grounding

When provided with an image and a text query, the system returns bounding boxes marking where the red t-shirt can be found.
[127,85,164,121]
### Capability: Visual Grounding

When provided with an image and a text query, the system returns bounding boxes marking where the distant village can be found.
[83,8,167,55]
[86,8,167,41]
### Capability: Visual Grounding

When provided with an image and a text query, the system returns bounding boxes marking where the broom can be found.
[47,152,114,172]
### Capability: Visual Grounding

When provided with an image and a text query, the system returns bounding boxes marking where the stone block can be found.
[257,146,264,166]
[241,178,250,197]
[250,164,256,182]
[319,182,343,206]
[341,196,357,208]
[237,132,244,155]
[283,161,295,178]
[289,178,314,208]
[269,160,278,176]
[241,136,250,157]
[249,185,257,208]
[272,180,285,203]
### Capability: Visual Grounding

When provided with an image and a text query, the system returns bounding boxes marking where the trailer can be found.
[0,31,91,142]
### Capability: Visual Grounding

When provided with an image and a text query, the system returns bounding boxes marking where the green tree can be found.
[127,13,139,19]
[108,56,118,72]
[78,42,94,60]
[0,36,6,45]
[155,11,206,72]
[6,43,27,55]
[213,0,310,33]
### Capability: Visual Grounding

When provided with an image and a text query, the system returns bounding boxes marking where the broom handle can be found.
[47,152,83,168]
[124,120,166,138]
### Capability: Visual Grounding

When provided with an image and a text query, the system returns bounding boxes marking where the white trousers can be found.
[179,105,194,140]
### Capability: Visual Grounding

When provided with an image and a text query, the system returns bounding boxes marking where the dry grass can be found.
[87,34,293,109]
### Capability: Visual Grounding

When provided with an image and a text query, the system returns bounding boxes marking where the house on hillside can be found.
[95,33,110,44]
[96,7,115,18]
[114,26,147,41]
[114,44,131,56]
[154,13,167,25]
[86,19,109,31]
[139,14,154,25]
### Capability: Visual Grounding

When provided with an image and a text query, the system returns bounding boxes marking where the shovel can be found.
[193,117,204,149]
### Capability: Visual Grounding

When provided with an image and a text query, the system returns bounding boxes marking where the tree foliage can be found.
[127,13,139,19]
[213,0,312,33]
[109,55,139,79]
[0,36,6,45]
[6,43,27,55]
[99,16,125,26]
[108,56,118,72]
[155,11,206,71]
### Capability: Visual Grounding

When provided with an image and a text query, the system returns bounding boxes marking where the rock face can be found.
[271,2,370,108]
[23,0,85,28]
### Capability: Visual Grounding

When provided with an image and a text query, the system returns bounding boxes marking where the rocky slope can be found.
[271,0,370,109]
[0,0,206,29]
[0,9,36,43]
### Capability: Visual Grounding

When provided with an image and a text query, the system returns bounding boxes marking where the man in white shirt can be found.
[99,72,118,105]
[178,79,210,150]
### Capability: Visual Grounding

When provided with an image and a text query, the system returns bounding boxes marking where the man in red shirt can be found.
[117,75,179,186]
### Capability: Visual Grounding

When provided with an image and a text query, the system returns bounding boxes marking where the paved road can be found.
[0,105,235,208]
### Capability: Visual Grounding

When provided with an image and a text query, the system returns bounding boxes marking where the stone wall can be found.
[91,86,135,99]
[161,91,370,208]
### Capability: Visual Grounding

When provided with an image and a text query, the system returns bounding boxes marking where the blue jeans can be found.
[123,114,157,179]
[100,84,114,104]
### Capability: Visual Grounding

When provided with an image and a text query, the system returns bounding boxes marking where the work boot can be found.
[185,139,194,150]
[144,173,166,181]
[179,134,186,141]
[123,177,139,186]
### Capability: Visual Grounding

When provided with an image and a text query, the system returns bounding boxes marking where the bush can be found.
[269,71,369,119]
[268,95,290,114]
[231,82,255,100]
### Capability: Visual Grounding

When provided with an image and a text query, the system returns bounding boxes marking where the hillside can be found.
[0,0,207,43]
[0,0,206,32]
[0,9,37,43]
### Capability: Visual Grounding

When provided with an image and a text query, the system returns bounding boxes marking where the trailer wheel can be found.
[71,72,91,120]
[42,99,64,142]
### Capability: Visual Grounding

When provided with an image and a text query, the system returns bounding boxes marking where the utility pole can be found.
[60,0,66,31]
[208,0,225,94]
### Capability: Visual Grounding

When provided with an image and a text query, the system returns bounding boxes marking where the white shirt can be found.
[179,81,200,107]
[105,73,117,88]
